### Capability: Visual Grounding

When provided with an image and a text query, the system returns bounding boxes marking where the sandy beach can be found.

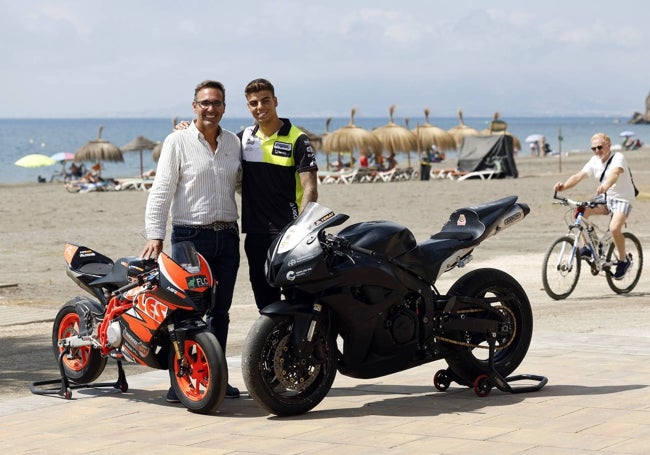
[1,151,649,400]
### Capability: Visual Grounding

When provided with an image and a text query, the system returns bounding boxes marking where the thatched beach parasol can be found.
[371,105,418,167]
[447,109,480,148]
[322,108,382,168]
[121,135,156,177]
[75,125,124,165]
[413,108,456,152]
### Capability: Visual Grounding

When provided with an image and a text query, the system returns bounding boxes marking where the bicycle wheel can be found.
[542,236,581,300]
[606,232,643,294]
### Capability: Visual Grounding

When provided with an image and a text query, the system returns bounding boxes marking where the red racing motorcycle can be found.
[31,241,227,414]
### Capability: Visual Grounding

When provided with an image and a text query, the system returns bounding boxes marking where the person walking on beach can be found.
[239,78,318,310]
[141,79,243,400]
[553,132,636,280]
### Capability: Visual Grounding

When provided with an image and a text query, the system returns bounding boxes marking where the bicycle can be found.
[541,192,643,300]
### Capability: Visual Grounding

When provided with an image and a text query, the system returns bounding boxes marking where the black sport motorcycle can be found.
[242,196,539,416]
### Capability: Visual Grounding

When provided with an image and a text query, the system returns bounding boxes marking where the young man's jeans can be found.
[244,233,281,310]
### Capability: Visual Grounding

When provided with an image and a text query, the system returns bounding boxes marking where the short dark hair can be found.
[194,80,226,101]
[245,78,275,97]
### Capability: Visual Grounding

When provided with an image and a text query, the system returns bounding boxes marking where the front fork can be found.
[167,323,189,376]
[292,303,328,360]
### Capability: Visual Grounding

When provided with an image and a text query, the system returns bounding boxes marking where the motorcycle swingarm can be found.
[437,295,510,334]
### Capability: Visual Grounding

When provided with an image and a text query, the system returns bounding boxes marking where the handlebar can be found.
[323,233,376,257]
[553,191,607,209]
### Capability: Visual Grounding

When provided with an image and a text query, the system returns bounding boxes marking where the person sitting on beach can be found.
[385,151,397,170]
[67,162,85,180]
[359,152,369,168]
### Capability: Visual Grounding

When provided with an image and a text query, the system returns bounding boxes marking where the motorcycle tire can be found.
[443,268,533,386]
[242,314,338,416]
[52,300,107,384]
[168,330,227,415]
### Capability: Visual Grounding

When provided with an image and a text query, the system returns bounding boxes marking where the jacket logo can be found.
[273,141,292,157]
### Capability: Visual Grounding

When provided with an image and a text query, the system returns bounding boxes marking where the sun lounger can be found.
[115,178,154,191]
[373,168,396,182]
[447,160,504,181]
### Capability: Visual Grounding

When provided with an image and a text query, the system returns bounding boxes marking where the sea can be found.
[1,116,648,185]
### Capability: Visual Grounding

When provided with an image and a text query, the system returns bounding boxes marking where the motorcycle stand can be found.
[29,347,128,400]
[434,334,547,397]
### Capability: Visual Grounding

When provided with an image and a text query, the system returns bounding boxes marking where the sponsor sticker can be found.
[272,141,292,157]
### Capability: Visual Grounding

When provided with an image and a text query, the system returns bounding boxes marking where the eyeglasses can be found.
[590,145,604,151]
[195,99,224,109]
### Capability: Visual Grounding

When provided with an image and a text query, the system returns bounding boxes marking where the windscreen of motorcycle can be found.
[277,202,336,254]
[171,241,202,273]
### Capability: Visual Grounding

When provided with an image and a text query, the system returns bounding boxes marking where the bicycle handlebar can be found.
[553,191,607,209]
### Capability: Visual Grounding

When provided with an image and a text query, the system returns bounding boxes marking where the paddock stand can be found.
[29,347,128,400]
[433,334,547,397]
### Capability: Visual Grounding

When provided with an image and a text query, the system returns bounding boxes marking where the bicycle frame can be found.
[565,207,614,272]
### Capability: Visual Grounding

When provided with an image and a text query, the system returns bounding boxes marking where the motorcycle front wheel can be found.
[242,314,338,416]
[542,235,581,300]
[168,330,227,415]
[444,268,533,386]
[52,300,107,384]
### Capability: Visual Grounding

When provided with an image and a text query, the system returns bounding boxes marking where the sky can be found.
[2,0,649,119]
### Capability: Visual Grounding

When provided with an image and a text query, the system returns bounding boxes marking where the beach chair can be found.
[338,168,358,185]
[355,168,376,183]
[115,178,154,191]
[317,170,343,184]
[373,168,396,182]
[449,159,504,181]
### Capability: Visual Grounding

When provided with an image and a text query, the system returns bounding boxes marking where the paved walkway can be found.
[1,304,650,454]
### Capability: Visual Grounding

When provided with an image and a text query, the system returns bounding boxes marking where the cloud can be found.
[1,1,649,118]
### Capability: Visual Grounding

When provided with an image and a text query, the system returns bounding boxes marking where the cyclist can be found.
[553,132,636,280]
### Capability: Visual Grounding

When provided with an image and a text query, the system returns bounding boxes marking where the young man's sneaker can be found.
[165,387,180,403]
[579,246,591,258]
[614,258,631,280]
[226,384,240,398]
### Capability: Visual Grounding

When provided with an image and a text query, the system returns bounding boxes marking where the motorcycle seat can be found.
[66,244,114,278]
[90,256,141,288]
[397,238,466,282]
[396,209,486,282]
[431,208,485,243]
[78,262,113,277]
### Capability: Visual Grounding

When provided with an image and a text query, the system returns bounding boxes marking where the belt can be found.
[173,221,238,231]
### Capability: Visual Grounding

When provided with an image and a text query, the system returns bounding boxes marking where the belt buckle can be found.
[211,221,227,231]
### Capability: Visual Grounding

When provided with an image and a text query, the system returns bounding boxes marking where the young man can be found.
[142,80,242,400]
[239,78,319,310]
[553,132,636,279]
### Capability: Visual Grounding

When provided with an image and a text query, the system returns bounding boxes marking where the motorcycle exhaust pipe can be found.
[493,203,530,234]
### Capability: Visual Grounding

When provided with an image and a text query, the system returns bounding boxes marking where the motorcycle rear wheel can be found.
[444,268,533,386]
[242,314,338,416]
[168,330,227,415]
[52,300,107,384]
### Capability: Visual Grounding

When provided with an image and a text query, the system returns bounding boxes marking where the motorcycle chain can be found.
[435,305,517,350]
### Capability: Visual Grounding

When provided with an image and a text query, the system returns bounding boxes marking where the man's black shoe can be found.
[165,387,180,403]
[226,384,240,398]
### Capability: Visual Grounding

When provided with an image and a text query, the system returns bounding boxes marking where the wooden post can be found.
[557,127,563,174]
